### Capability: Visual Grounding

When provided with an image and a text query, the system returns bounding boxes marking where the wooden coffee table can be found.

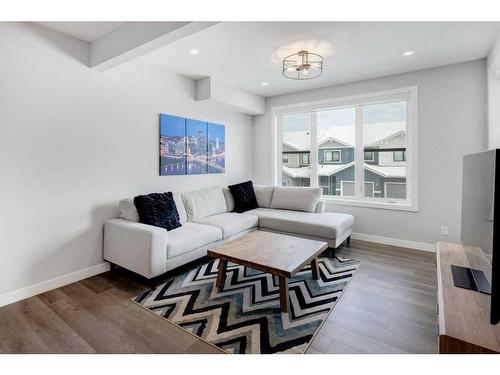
[207,230,328,313]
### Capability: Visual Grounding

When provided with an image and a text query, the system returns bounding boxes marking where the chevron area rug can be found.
[133,255,359,354]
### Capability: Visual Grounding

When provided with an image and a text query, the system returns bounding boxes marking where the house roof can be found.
[282,163,355,179]
[364,164,406,178]
[283,121,405,150]
[283,131,310,151]
[282,162,405,179]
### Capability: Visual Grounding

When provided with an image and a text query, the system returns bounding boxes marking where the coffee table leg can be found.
[279,276,289,313]
[216,259,228,290]
[311,258,319,280]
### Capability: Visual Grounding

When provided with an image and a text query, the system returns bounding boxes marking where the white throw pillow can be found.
[223,188,235,212]
[118,193,187,223]
[270,186,322,213]
[253,185,275,208]
[119,198,139,222]
[182,186,228,221]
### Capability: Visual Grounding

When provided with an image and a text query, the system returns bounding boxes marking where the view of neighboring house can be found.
[282,121,407,199]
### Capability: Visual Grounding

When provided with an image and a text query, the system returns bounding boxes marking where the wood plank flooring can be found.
[0,240,437,354]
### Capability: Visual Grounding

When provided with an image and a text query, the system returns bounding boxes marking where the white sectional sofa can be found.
[103,185,354,279]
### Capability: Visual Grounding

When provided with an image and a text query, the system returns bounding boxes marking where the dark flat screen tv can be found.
[461,149,500,325]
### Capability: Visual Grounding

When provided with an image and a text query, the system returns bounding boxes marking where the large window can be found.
[276,87,417,211]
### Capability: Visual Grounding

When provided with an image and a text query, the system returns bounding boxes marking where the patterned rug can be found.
[132,255,359,354]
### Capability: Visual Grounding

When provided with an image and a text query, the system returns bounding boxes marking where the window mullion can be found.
[310,112,318,188]
[276,115,283,186]
[355,105,364,198]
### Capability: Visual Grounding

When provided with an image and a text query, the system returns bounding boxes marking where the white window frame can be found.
[324,149,341,164]
[300,153,310,165]
[271,86,418,212]
[393,150,406,162]
[364,151,375,162]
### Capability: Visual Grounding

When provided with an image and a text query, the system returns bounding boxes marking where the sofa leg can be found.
[109,262,117,272]
[346,236,351,247]
[330,247,336,258]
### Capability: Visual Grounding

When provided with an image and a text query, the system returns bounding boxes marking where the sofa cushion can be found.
[119,198,140,222]
[223,188,235,212]
[182,186,228,221]
[243,207,277,218]
[134,192,182,231]
[196,213,258,238]
[270,186,322,213]
[119,192,187,223]
[247,209,354,239]
[228,180,259,213]
[167,222,223,259]
[253,185,275,208]
[172,193,188,223]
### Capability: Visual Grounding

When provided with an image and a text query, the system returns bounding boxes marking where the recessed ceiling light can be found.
[189,49,199,55]
[261,82,269,86]
[402,50,414,57]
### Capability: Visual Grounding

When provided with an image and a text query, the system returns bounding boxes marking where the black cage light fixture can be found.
[282,50,323,80]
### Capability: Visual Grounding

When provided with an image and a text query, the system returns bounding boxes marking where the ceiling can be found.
[36,22,500,97]
[140,22,500,97]
[36,22,124,42]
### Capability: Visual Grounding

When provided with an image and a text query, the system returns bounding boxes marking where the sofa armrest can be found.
[103,219,168,279]
[315,200,326,213]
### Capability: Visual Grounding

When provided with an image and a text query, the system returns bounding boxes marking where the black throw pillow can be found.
[133,192,182,231]
[228,180,258,213]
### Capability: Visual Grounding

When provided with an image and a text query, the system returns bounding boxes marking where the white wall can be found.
[254,60,487,245]
[488,36,500,149]
[0,23,253,298]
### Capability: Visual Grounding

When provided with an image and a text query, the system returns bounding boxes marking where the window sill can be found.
[321,197,418,212]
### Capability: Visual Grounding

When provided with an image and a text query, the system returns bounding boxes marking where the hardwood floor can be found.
[0,240,437,354]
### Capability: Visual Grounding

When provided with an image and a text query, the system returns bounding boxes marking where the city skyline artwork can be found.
[160,114,225,176]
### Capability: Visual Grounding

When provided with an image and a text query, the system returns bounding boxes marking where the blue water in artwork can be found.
[159,114,225,176]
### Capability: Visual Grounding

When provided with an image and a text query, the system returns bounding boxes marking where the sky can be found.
[160,114,185,137]
[283,101,407,133]
[208,123,225,144]
[160,114,225,143]
[186,119,206,137]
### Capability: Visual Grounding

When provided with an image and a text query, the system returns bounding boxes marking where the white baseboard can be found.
[351,232,436,253]
[0,262,110,308]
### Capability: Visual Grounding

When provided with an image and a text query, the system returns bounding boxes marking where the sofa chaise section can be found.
[246,209,353,248]
[249,185,354,248]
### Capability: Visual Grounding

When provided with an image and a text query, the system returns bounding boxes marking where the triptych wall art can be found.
[159,113,225,176]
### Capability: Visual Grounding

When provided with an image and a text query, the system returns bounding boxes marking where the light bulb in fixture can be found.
[261,82,269,86]
[302,68,309,76]
[189,49,200,55]
[402,50,414,57]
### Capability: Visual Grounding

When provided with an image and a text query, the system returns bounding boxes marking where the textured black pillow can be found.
[133,192,182,231]
[228,180,258,213]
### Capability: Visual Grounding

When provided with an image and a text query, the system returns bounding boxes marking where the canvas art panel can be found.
[159,114,186,176]
[159,114,225,176]
[208,122,225,174]
[186,118,208,174]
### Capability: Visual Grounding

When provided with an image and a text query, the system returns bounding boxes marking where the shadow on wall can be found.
[27,22,90,67]
[26,203,118,289]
